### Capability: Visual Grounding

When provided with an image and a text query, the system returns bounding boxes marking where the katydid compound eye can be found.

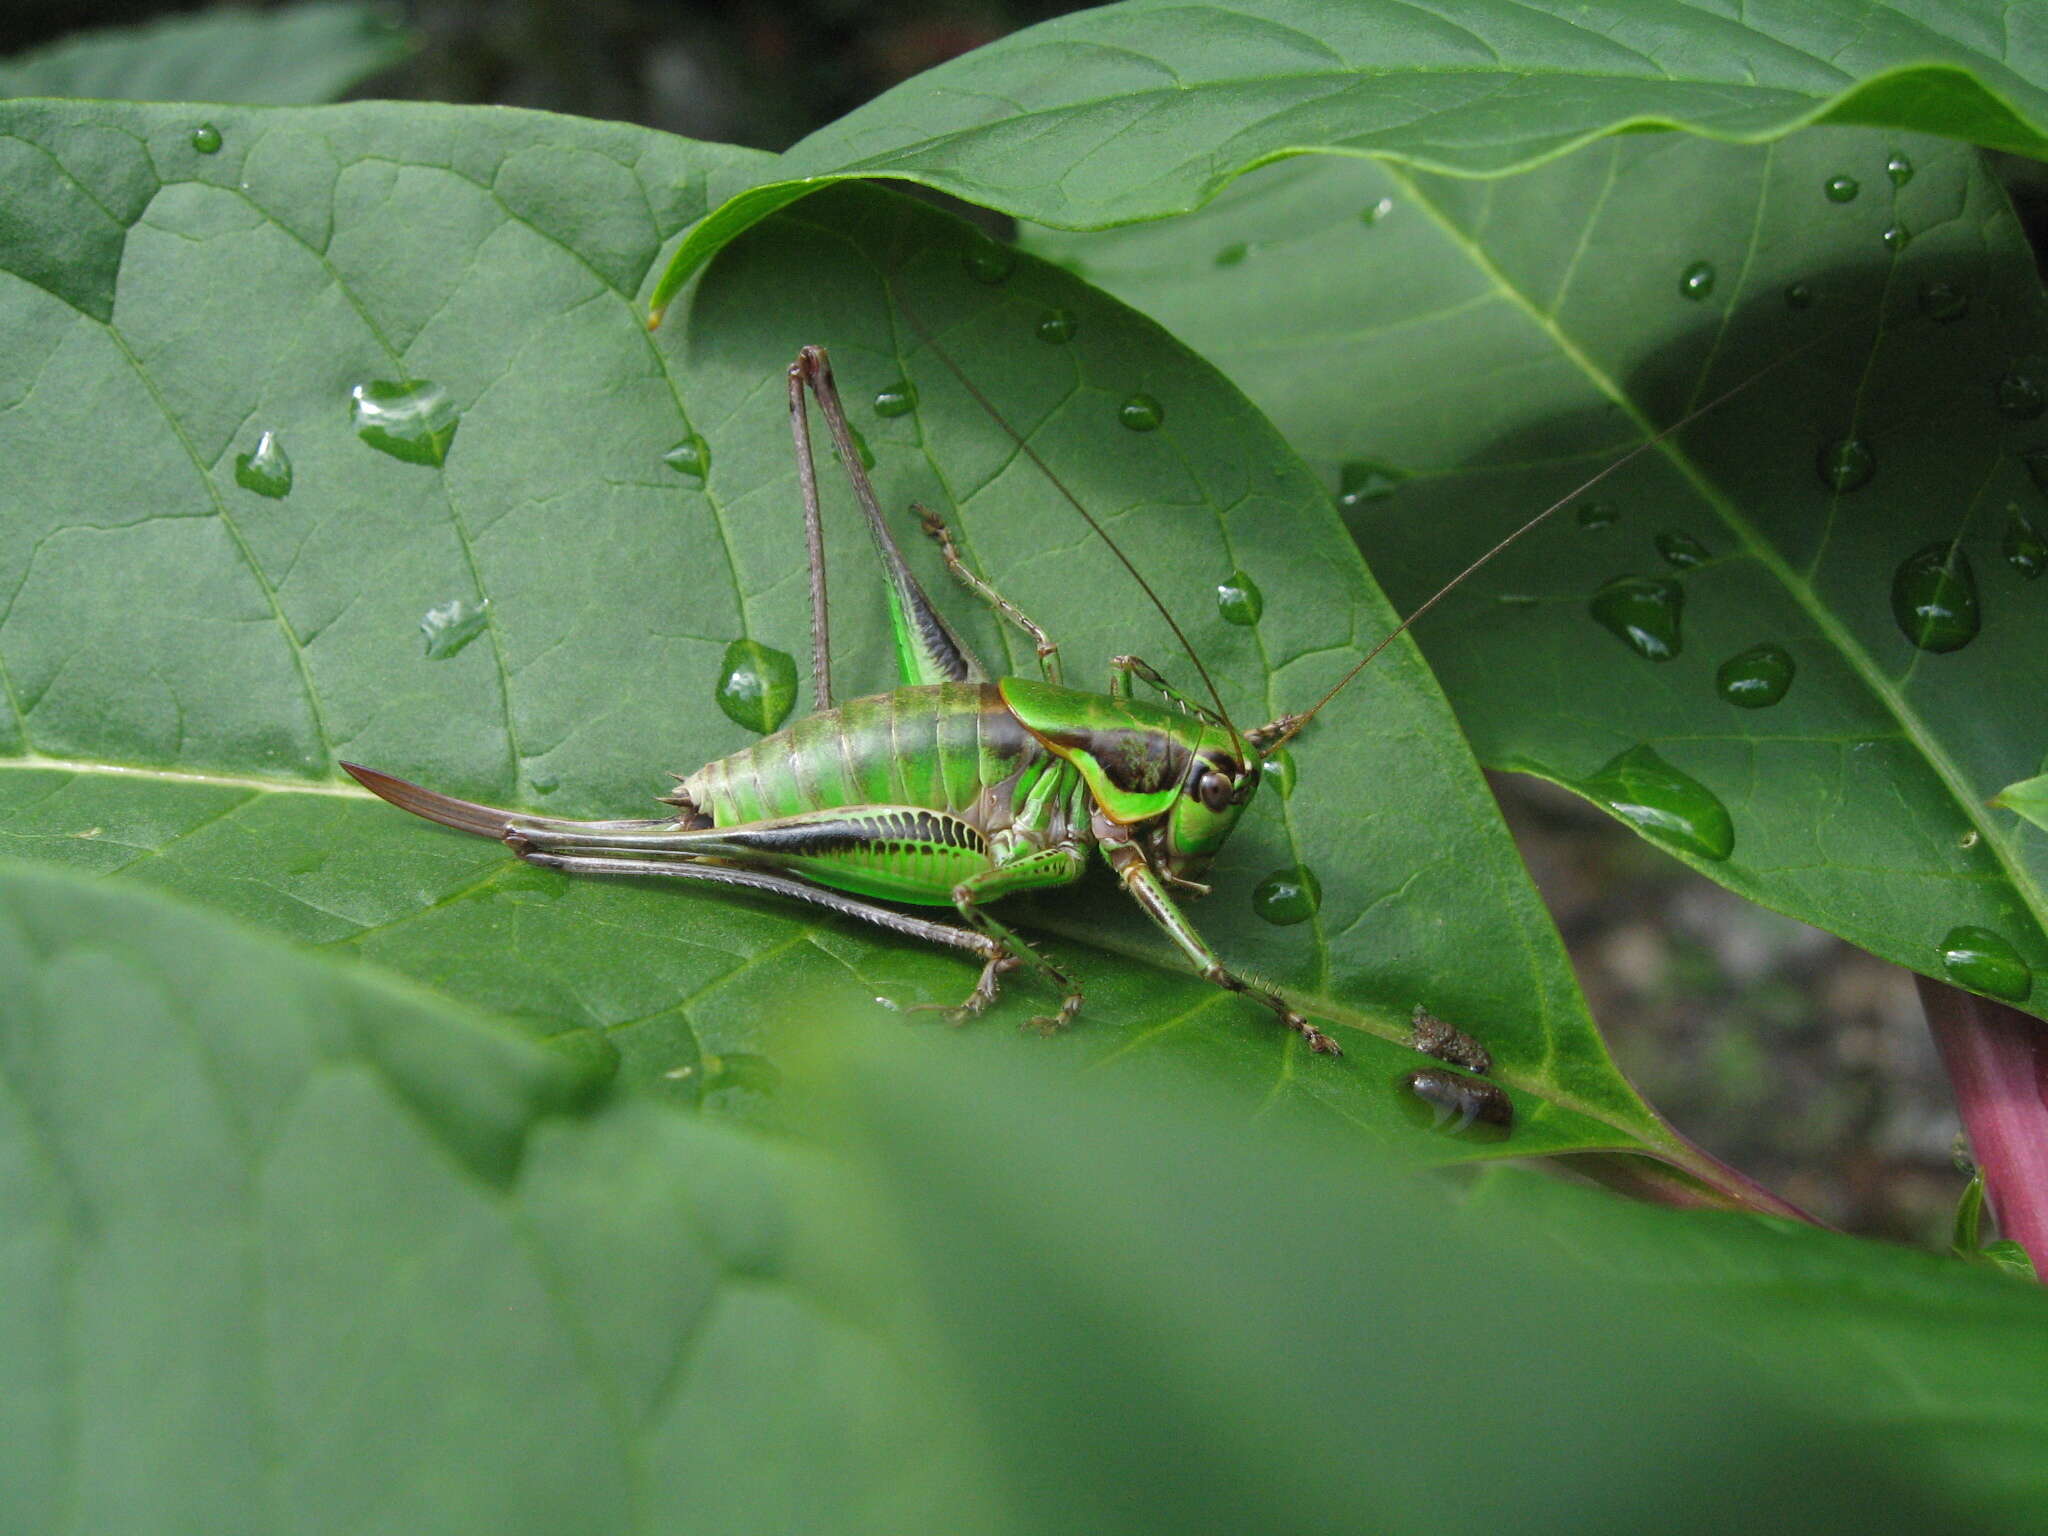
[1198,770,1234,812]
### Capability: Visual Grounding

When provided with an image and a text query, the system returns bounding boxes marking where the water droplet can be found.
[832,424,875,470]
[1265,747,1296,799]
[2005,506,2046,578]
[1919,281,1969,323]
[1575,500,1618,531]
[1655,530,1710,569]
[1036,308,1076,344]
[874,382,917,418]
[351,379,458,466]
[662,434,710,479]
[1336,459,1405,510]
[962,240,1015,285]
[1939,925,2032,1003]
[1400,1068,1512,1137]
[1578,744,1734,861]
[1118,393,1163,433]
[1823,174,1859,203]
[716,638,798,733]
[1882,223,1910,254]
[1784,282,1815,310]
[1816,436,1874,492]
[190,122,222,154]
[1216,570,1263,626]
[545,1028,621,1092]
[1995,373,2045,421]
[1679,261,1715,301]
[1885,151,1914,187]
[530,771,559,797]
[420,597,489,660]
[1213,242,1248,267]
[1252,865,1321,925]
[1588,576,1684,661]
[1891,542,1980,652]
[233,430,292,498]
[1959,829,1980,850]
[1360,196,1394,225]
[1716,643,1795,708]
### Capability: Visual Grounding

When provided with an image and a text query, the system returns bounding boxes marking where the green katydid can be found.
[345,337,1785,1059]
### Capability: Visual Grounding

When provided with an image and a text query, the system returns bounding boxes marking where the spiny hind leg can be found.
[920,843,1089,1033]
[913,501,1063,683]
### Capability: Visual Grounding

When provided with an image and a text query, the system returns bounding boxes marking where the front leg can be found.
[1097,823,1340,1056]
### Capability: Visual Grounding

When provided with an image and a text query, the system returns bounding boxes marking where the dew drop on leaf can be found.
[1892,543,1980,653]
[1823,174,1859,203]
[874,382,917,418]
[1715,643,1795,709]
[351,379,459,466]
[1035,308,1076,344]
[233,430,292,498]
[1784,282,1815,310]
[1400,1068,1512,1138]
[1215,570,1263,626]
[1266,746,1296,799]
[1679,261,1715,300]
[1588,576,1684,661]
[1939,926,2032,1003]
[1577,744,1734,861]
[190,122,222,154]
[1886,151,1914,187]
[1919,281,1969,324]
[662,433,710,479]
[1360,196,1394,226]
[1336,459,1405,511]
[1816,436,1874,492]
[1252,865,1320,925]
[1995,373,2045,421]
[1882,224,1910,254]
[2005,506,2047,578]
[1655,530,1710,569]
[1118,394,1164,432]
[962,239,1015,285]
[1576,500,1618,531]
[716,638,798,733]
[1213,242,1248,267]
[419,597,489,660]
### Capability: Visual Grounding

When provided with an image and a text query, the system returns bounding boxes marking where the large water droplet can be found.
[716,638,798,733]
[2005,506,2046,578]
[1265,746,1296,799]
[351,379,458,466]
[1816,436,1874,492]
[1995,373,2045,421]
[1579,745,1734,861]
[1118,393,1163,432]
[1213,242,1248,267]
[1716,643,1795,708]
[233,430,292,498]
[1885,151,1914,187]
[1216,570,1263,626]
[874,382,917,418]
[1036,308,1076,344]
[1337,459,1405,510]
[1891,542,1980,653]
[962,240,1015,285]
[1655,531,1710,569]
[1252,865,1320,925]
[1400,1068,1512,1137]
[1360,196,1394,226]
[190,122,222,154]
[1588,576,1683,661]
[1784,282,1815,310]
[1575,500,1618,531]
[1679,261,1715,300]
[1939,925,2032,1002]
[420,597,489,660]
[1919,281,1969,324]
[1823,174,1859,203]
[662,433,710,479]
[1882,223,1910,254]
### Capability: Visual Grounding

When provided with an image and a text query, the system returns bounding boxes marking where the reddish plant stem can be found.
[1918,975,2048,1279]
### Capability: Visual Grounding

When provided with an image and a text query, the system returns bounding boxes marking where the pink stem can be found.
[1918,974,2048,1278]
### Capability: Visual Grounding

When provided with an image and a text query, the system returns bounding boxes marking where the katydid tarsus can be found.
[344,331,1806,1062]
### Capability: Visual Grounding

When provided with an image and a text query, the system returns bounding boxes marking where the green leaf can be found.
[649,0,2048,314]
[1996,771,2048,834]
[1031,127,2048,1019]
[0,2,413,105]
[0,100,1695,1173]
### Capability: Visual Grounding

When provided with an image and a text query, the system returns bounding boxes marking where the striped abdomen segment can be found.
[686,805,994,905]
[682,683,1040,828]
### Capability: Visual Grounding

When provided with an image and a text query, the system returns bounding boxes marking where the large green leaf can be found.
[6,857,2044,1533]
[0,3,412,105]
[1030,126,2048,1020]
[0,99,1704,1173]
[649,0,2048,314]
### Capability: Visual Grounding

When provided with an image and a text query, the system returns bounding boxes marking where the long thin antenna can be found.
[1261,326,1854,754]
[894,290,1245,755]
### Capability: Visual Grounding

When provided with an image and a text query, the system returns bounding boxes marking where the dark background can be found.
[11,0,2034,1241]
